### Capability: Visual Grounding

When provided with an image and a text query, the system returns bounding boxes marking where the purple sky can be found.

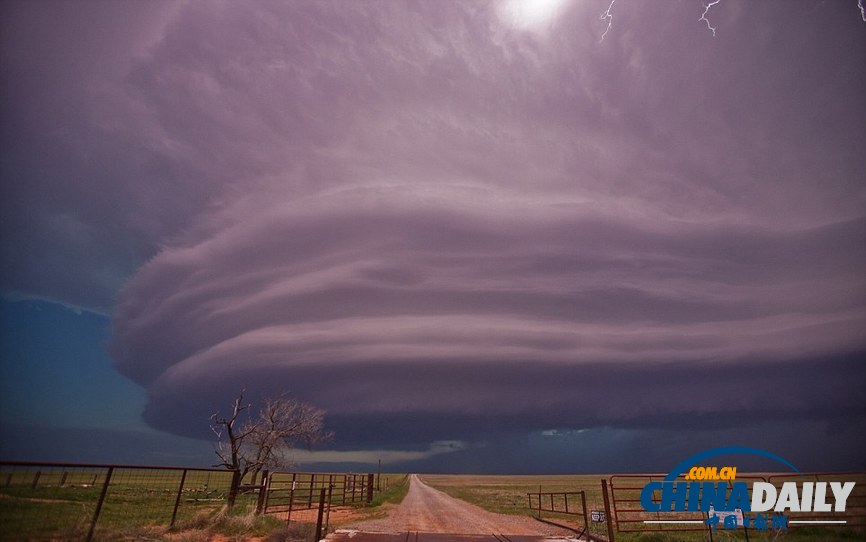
[1,0,865,472]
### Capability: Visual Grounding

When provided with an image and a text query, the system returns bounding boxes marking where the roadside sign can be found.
[591,509,606,522]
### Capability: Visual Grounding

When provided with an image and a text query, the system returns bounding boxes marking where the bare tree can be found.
[211,389,331,489]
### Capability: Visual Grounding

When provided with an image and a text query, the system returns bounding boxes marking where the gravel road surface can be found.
[342,475,574,535]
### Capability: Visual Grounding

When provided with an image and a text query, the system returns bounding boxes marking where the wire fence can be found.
[0,461,244,540]
[0,461,397,541]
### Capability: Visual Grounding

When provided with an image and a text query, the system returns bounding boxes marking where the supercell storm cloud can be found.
[4,0,862,464]
[102,1,866,453]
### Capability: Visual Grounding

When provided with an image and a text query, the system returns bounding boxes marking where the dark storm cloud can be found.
[112,193,866,386]
[390,417,866,474]
[3,0,864,458]
[140,355,866,452]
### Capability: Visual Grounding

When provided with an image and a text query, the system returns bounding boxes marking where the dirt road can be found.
[342,475,572,535]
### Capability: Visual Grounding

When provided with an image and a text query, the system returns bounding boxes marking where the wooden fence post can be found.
[227,470,241,508]
[255,470,269,514]
[580,490,588,532]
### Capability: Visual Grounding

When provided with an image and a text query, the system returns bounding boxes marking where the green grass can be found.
[0,496,93,539]
[0,467,405,539]
[0,467,237,539]
[367,474,410,506]
[9,467,859,541]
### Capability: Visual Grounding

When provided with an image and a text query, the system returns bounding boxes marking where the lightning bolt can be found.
[600,0,616,42]
[699,0,722,36]
[593,0,861,44]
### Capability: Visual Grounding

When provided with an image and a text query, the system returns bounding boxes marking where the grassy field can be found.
[0,467,407,540]
[0,467,238,539]
[421,473,866,542]
[2,467,862,541]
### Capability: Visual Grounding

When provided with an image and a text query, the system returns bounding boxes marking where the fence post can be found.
[601,479,615,542]
[538,489,542,518]
[86,466,113,542]
[366,473,374,503]
[31,471,41,489]
[255,470,269,515]
[287,473,296,524]
[171,469,188,527]
[263,470,273,513]
[227,470,241,508]
[580,490,588,533]
[325,483,334,533]
[538,486,541,519]
[314,487,326,541]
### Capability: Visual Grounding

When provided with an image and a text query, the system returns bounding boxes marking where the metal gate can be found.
[607,472,866,537]
[262,471,374,515]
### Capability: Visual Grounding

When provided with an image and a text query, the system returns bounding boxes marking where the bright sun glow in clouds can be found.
[502,0,569,31]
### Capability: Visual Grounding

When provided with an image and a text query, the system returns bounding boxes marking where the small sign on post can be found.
[591,509,606,522]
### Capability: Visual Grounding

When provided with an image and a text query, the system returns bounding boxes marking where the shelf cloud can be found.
[3,1,863,465]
